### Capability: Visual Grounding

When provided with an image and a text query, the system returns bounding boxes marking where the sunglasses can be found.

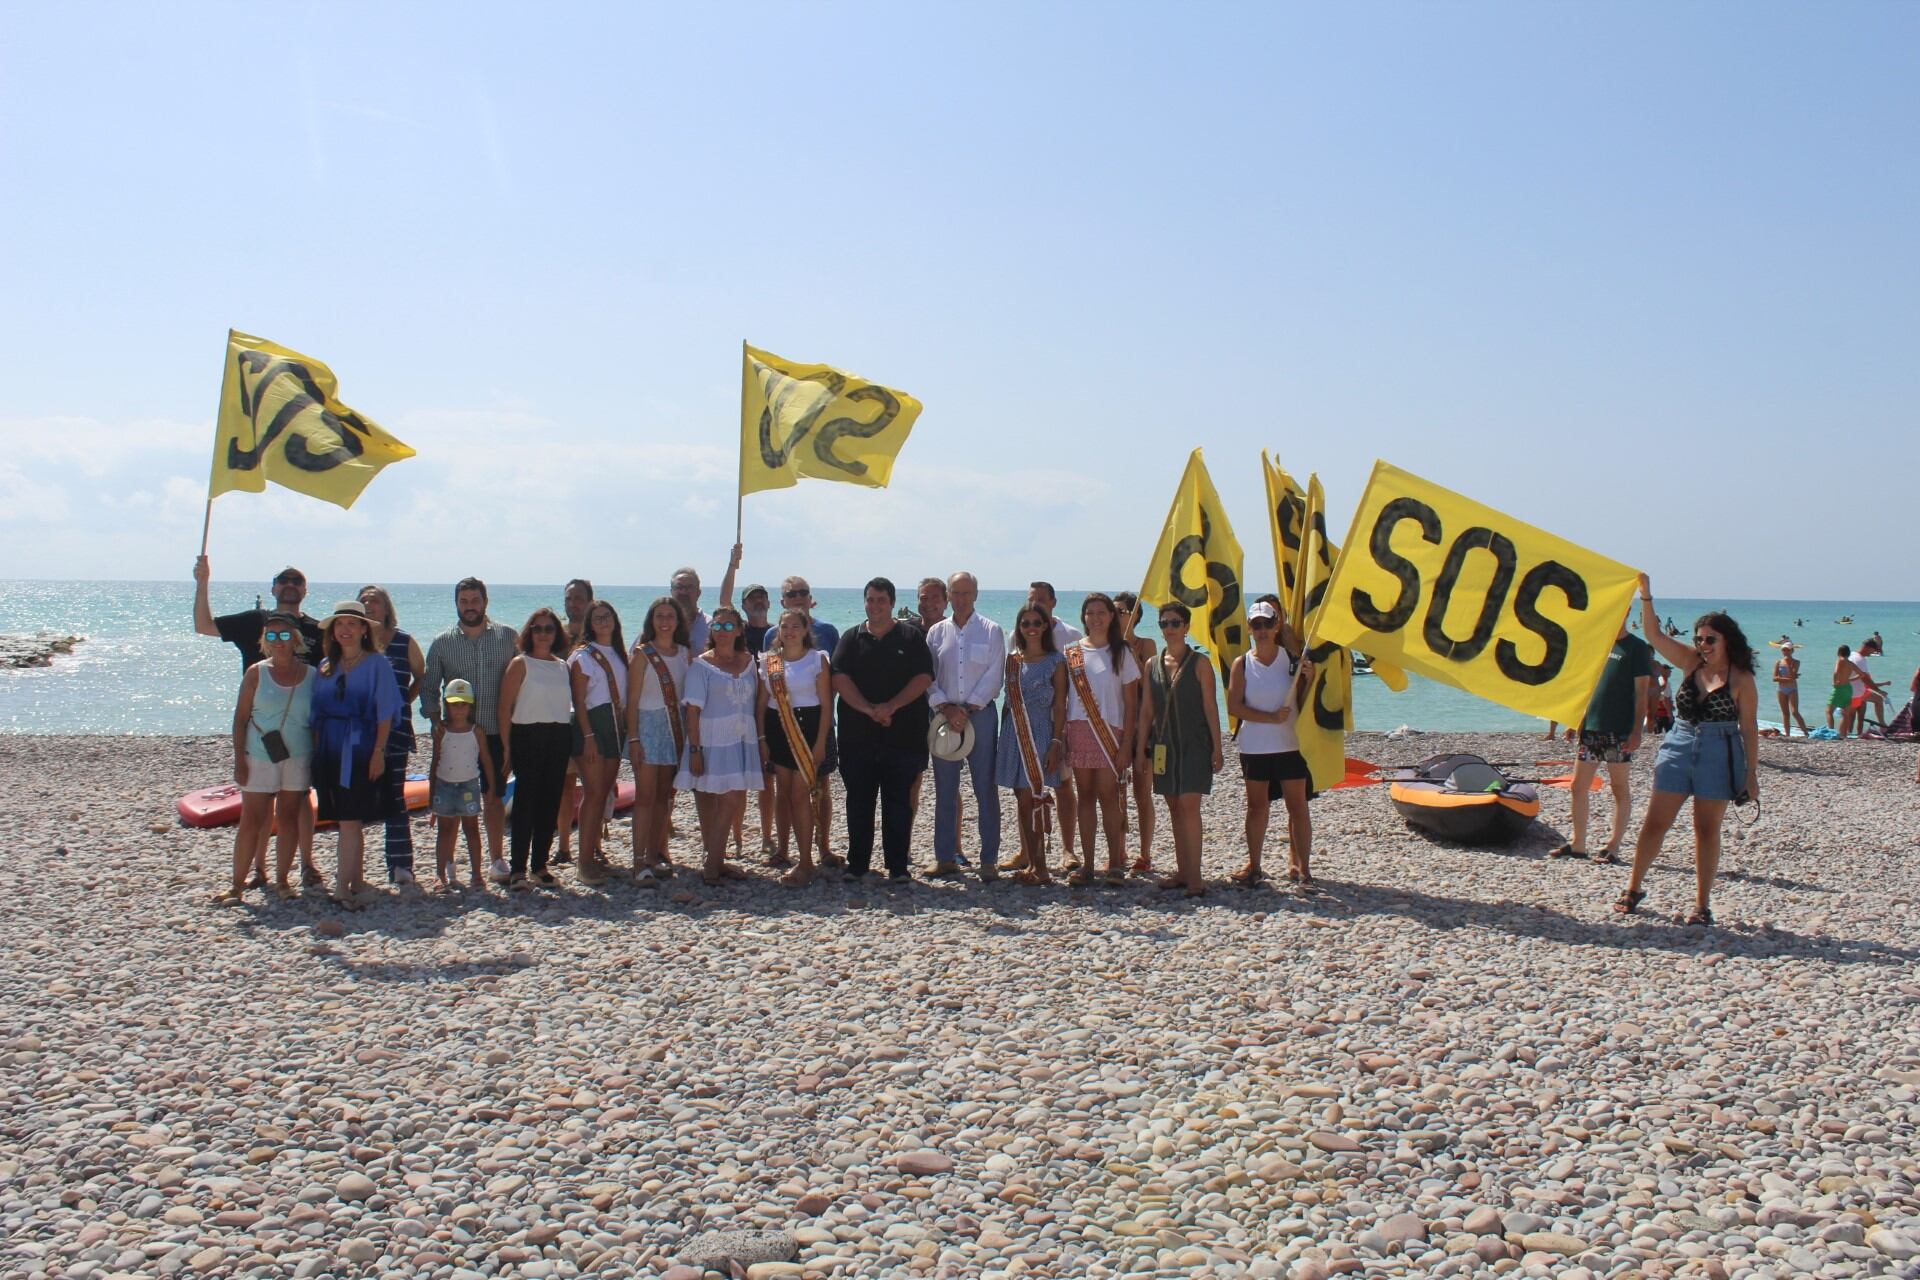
[1159,618,1186,630]
[530,623,557,634]
[1693,635,1720,646]
[782,590,808,600]
[1249,617,1277,630]
[275,578,305,587]
[713,621,739,633]
[264,630,294,643]
[1019,619,1047,630]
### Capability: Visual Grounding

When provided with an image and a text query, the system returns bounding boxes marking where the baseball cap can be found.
[443,678,476,705]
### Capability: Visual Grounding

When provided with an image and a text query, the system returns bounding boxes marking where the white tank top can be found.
[1237,649,1299,754]
[515,657,572,724]
[436,725,483,781]
[767,649,826,708]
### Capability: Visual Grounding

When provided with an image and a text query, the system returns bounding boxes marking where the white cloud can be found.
[0,463,69,522]
[5,415,204,478]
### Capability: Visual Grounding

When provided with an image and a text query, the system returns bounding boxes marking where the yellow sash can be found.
[1065,643,1124,772]
[641,644,684,758]
[765,653,819,792]
[1006,653,1051,792]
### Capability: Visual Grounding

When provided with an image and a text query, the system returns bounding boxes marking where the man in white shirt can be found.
[927,572,1006,879]
[1027,580,1081,866]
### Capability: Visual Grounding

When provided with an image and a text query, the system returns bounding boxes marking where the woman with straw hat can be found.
[310,599,402,909]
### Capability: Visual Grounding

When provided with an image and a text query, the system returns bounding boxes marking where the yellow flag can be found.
[209,330,415,509]
[1139,449,1248,695]
[739,344,923,496]
[1316,460,1639,724]
[1260,455,1350,791]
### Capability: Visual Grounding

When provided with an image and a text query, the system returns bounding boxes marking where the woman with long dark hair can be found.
[1613,575,1759,927]
[1063,592,1141,886]
[628,596,690,879]
[567,599,628,885]
[1112,591,1159,875]
[996,604,1067,883]
[1144,600,1221,897]
[499,607,576,888]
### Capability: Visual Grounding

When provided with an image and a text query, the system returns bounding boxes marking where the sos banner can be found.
[1316,461,1639,724]
[1140,449,1248,699]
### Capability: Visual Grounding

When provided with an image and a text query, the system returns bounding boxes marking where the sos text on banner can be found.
[738,343,923,497]
[1140,449,1249,700]
[209,330,415,511]
[1315,460,1639,725]
[1261,456,1352,792]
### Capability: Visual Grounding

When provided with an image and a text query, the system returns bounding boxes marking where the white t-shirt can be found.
[569,643,629,711]
[1236,649,1299,754]
[1065,641,1140,726]
[764,648,827,708]
[1850,652,1872,697]
[631,644,690,711]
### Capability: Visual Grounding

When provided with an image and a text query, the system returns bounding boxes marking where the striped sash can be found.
[1065,643,1123,772]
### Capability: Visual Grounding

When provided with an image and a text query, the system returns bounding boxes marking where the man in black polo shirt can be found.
[193,557,324,670]
[833,577,935,883]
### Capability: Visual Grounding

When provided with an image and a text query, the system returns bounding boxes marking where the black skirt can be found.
[763,705,823,772]
[316,759,387,823]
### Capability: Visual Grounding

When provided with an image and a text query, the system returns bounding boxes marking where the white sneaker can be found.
[490,859,512,883]
[392,869,416,887]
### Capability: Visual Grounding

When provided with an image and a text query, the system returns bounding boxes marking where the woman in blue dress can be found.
[996,605,1067,884]
[310,600,402,909]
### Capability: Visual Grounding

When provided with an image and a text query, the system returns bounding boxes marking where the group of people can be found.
[192,550,1321,909]
[197,553,1880,930]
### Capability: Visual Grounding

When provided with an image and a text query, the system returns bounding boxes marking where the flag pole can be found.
[736,340,747,544]
[199,498,214,558]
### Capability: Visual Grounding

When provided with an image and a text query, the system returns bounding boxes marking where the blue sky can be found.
[2,4,1914,599]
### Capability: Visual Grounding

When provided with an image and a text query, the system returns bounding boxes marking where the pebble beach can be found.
[2,731,1917,1280]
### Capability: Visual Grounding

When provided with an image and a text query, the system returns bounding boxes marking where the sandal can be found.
[779,867,813,888]
[1066,871,1095,888]
[1103,867,1129,887]
[718,863,749,881]
[212,888,246,906]
[300,865,326,888]
[769,850,794,870]
[1684,906,1714,927]
[1590,849,1620,865]
[1227,864,1265,886]
[1612,888,1646,915]
[1548,843,1579,859]
[1130,855,1154,876]
[273,882,295,901]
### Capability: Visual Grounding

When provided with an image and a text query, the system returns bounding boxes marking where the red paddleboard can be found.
[180,775,632,827]
[176,784,244,828]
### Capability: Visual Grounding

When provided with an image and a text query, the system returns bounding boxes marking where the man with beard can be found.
[422,578,521,877]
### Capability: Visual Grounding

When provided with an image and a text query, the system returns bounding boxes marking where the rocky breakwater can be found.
[0,633,85,669]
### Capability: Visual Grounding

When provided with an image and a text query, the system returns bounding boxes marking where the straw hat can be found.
[319,599,372,629]
[928,716,976,762]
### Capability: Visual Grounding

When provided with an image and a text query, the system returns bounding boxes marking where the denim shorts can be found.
[1651,719,1746,801]
[431,776,483,817]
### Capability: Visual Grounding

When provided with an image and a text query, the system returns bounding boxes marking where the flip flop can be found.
[719,863,749,880]
[1591,849,1621,865]
[211,888,245,906]
[1227,866,1265,886]
[1548,843,1579,859]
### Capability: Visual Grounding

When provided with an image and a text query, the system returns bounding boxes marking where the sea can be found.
[1,579,1914,736]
